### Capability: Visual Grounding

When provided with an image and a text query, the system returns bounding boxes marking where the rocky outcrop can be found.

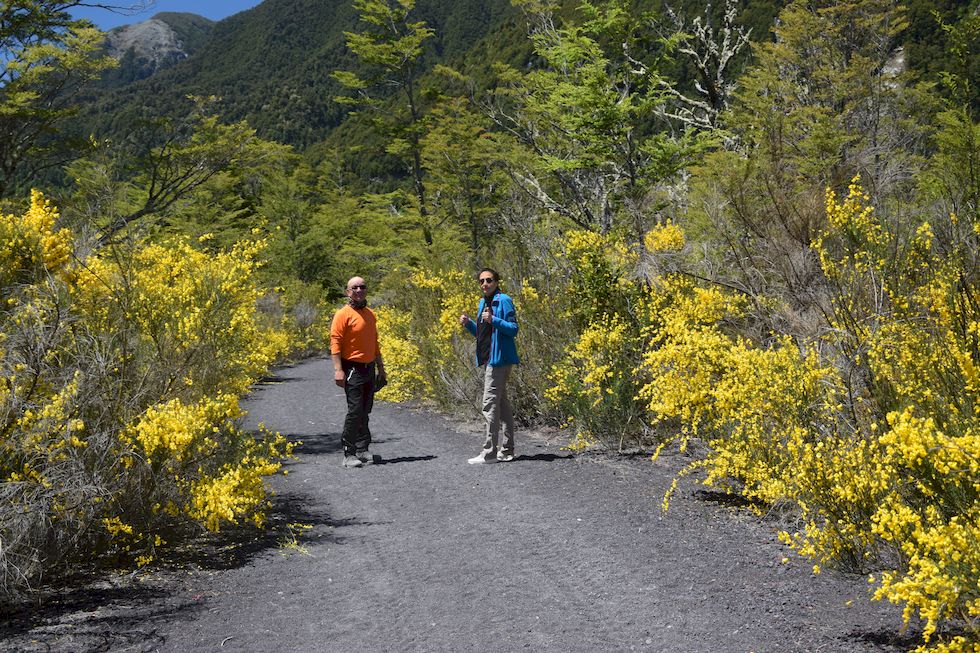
[102,13,214,84]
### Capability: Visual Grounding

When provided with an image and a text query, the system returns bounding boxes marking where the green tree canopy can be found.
[0,1,118,197]
[333,0,436,243]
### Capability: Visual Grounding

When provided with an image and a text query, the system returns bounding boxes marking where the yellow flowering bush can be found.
[0,193,294,600]
[646,182,980,652]
[375,307,430,401]
[0,190,73,291]
[638,271,852,525]
[644,221,686,252]
[126,394,243,462]
[271,291,331,362]
[545,314,645,449]
[370,267,481,409]
[412,267,474,370]
[186,430,288,532]
[870,410,980,646]
[105,238,287,395]
[639,275,748,441]
[807,179,980,651]
[559,229,638,329]
[540,230,650,446]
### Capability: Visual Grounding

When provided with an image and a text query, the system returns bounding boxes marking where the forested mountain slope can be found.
[77,0,517,147]
[73,0,977,160]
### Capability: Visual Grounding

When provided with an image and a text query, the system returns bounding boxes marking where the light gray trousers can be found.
[480,364,515,455]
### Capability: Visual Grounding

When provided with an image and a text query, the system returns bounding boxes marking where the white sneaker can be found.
[356,450,376,465]
[467,454,497,464]
[496,453,514,462]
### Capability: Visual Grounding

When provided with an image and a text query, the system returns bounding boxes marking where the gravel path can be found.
[2,356,913,652]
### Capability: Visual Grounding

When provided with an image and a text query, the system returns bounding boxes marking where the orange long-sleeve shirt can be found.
[330,304,381,363]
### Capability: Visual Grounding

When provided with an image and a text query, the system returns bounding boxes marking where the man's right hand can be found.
[459,313,470,326]
[334,369,345,387]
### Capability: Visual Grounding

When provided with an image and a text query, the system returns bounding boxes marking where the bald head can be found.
[346,276,368,304]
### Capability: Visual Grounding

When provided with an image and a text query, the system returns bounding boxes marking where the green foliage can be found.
[64,96,292,245]
[918,107,980,225]
[483,0,714,236]
[342,0,435,77]
[39,0,978,177]
[933,5,980,114]
[679,0,928,340]
[0,1,117,196]
[334,0,437,244]
[904,0,980,111]
[297,189,437,294]
[420,96,509,260]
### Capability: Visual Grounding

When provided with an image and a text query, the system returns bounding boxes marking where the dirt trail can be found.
[3,356,912,652]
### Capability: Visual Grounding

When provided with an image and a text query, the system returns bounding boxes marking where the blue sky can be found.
[71,1,263,31]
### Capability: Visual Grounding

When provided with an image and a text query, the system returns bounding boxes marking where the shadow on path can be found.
[692,488,762,509]
[844,626,920,652]
[289,431,343,456]
[514,453,574,463]
[0,492,347,650]
[0,583,179,643]
[254,374,304,384]
[375,455,437,465]
[159,492,352,572]
[290,433,407,458]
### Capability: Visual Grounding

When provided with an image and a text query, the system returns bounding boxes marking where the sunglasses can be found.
[349,284,367,290]
[478,278,495,285]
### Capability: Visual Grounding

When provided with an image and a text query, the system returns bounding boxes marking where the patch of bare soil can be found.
[1,357,920,652]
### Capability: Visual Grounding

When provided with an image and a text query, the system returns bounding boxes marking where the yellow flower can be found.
[644,221,686,252]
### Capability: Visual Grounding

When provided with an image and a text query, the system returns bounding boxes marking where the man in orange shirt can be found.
[331,276,387,468]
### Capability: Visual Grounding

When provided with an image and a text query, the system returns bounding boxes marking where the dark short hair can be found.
[478,267,500,283]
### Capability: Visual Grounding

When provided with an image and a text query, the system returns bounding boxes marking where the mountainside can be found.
[74,0,977,159]
[98,13,215,87]
[79,0,517,148]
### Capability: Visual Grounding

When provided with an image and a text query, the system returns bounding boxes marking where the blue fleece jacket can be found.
[464,291,520,366]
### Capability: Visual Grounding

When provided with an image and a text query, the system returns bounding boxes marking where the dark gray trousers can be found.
[342,360,375,455]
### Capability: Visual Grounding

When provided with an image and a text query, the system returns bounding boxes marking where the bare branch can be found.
[660,0,750,130]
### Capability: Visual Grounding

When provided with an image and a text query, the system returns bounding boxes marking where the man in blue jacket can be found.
[458,268,520,464]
